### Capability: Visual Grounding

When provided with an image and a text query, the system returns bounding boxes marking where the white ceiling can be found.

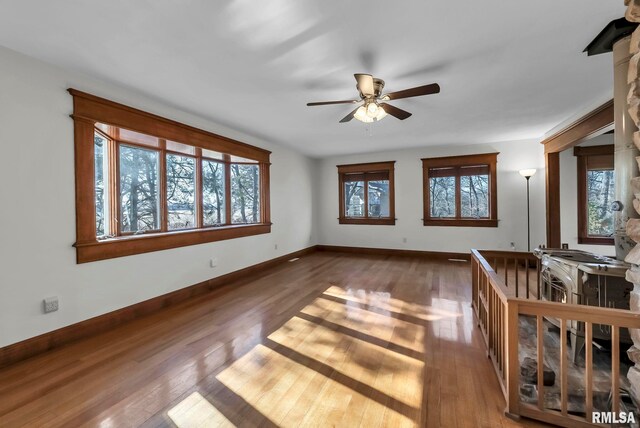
[0,1,625,157]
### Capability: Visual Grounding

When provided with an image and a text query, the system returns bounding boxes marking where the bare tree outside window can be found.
[345,181,365,217]
[586,169,614,237]
[460,174,489,218]
[429,176,456,218]
[231,164,260,223]
[202,160,225,226]
[166,154,196,230]
[119,145,160,233]
[94,132,107,236]
[368,180,390,217]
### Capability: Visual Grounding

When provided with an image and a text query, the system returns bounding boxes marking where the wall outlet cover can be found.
[43,297,59,313]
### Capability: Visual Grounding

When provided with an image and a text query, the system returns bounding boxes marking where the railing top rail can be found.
[513,298,640,329]
[477,249,538,261]
[471,249,515,301]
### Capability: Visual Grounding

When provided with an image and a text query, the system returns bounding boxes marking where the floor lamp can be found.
[519,169,537,251]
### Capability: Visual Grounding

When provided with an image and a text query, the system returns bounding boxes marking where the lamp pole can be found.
[525,175,531,252]
[519,169,537,252]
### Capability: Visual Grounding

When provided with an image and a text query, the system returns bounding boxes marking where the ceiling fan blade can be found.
[380,103,412,120]
[339,106,361,123]
[307,100,358,106]
[354,73,375,97]
[384,83,440,101]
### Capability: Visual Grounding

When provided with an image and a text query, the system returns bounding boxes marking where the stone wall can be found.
[624,0,640,403]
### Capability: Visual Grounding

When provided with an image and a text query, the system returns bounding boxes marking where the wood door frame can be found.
[541,100,613,248]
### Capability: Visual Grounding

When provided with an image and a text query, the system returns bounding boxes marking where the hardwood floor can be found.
[0,252,548,427]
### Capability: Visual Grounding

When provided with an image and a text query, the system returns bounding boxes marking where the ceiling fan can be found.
[307,74,440,123]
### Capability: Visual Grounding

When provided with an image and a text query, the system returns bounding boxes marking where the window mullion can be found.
[107,137,118,236]
[195,148,203,229]
[455,168,461,220]
[224,155,232,225]
[363,180,369,219]
[115,142,123,236]
[159,139,168,233]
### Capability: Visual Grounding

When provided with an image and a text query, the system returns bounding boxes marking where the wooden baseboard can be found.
[0,246,316,369]
[315,245,470,261]
[0,244,468,369]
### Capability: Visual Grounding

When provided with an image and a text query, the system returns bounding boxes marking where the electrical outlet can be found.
[43,297,58,314]
[210,257,218,268]
[275,244,278,250]
[402,237,407,243]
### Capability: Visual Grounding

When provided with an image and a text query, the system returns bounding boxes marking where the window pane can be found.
[587,169,615,236]
[202,149,224,160]
[460,175,489,218]
[429,176,456,218]
[368,180,390,217]
[166,154,196,230]
[119,145,160,233]
[231,164,260,223]
[94,132,108,237]
[203,160,225,226]
[345,181,365,217]
[166,140,196,156]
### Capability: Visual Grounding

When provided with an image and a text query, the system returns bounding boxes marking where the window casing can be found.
[71,89,271,263]
[575,145,614,245]
[422,153,498,227]
[337,161,396,225]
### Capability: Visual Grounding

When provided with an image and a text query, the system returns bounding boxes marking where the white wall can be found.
[0,46,316,347]
[559,134,616,256]
[317,141,546,253]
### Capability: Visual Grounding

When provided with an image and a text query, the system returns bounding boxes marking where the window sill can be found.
[423,219,498,227]
[74,223,271,263]
[578,236,614,245]
[338,217,396,226]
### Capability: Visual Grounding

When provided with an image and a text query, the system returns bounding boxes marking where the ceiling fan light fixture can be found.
[354,105,374,123]
[354,104,387,123]
[366,101,379,118]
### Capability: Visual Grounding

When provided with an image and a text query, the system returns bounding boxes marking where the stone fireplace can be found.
[621,0,640,405]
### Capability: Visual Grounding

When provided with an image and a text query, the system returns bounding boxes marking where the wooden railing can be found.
[471,249,640,427]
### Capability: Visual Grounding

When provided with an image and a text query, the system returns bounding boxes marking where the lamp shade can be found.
[519,168,537,178]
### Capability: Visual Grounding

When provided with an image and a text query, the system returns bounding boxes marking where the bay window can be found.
[71,89,271,263]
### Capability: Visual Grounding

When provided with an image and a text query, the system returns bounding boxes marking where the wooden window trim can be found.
[575,144,614,245]
[71,89,271,264]
[422,153,498,227]
[337,161,396,225]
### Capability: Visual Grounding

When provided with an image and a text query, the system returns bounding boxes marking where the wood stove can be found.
[534,249,633,363]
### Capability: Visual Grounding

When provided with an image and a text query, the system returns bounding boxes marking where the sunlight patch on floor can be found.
[168,391,235,428]
[323,285,462,321]
[216,342,419,427]
[300,297,426,356]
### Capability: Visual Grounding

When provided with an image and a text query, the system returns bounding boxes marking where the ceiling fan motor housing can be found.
[373,78,385,98]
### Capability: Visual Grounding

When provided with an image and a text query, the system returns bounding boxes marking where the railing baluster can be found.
[612,325,620,415]
[536,258,541,300]
[525,257,530,299]
[560,318,568,416]
[585,321,593,420]
[504,258,508,286]
[515,259,519,298]
[537,315,544,410]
